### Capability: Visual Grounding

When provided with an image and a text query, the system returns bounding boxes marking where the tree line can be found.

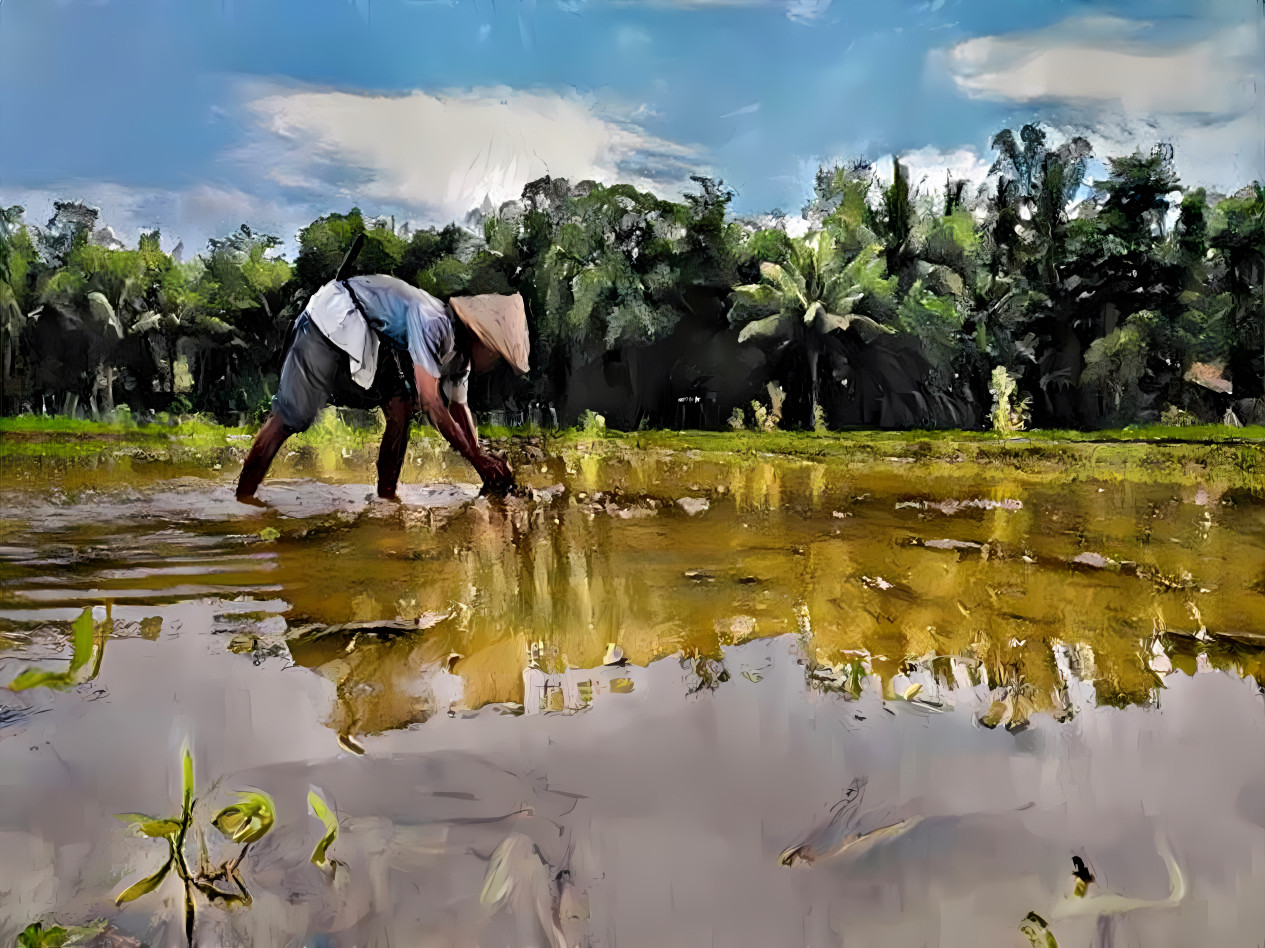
[1,124,1261,431]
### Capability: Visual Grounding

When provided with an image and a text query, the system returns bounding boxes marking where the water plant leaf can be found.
[336,732,366,755]
[181,743,194,818]
[6,668,77,691]
[212,790,275,844]
[114,848,174,905]
[14,920,112,948]
[66,608,95,676]
[308,789,339,869]
[116,813,182,838]
[7,608,96,692]
[259,527,280,542]
[16,922,68,948]
[15,918,110,948]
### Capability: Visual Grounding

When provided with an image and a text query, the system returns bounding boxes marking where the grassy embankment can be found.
[2,412,1263,492]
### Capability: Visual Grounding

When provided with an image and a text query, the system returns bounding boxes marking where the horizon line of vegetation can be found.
[2,123,1262,439]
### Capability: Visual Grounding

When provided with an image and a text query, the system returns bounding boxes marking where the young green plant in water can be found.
[114,743,276,945]
[14,918,113,947]
[7,607,105,692]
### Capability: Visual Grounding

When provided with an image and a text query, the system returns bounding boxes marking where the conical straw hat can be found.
[448,293,530,375]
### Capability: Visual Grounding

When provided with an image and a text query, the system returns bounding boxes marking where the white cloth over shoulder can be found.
[305,281,380,389]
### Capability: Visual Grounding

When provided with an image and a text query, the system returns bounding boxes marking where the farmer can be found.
[235,274,529,502]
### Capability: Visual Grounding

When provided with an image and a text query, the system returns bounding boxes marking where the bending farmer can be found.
[236,275,529,501]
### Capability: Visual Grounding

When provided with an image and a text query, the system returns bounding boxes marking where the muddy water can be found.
[2,439,1265,946]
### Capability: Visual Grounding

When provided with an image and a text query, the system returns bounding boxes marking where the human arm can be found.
[413,366,511,485]
[456,398,514,489]
[456,401,480,451]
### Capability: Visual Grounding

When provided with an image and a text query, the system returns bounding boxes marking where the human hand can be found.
[474,453,514,490]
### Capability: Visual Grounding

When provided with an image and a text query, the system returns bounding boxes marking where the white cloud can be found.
[240,85,704,223]
[936,16,1264,191]
[785,0,830,23]
[945,17,1259,115]
[719,102,760,119]
[2,182,307,257]
[876,147,992,196]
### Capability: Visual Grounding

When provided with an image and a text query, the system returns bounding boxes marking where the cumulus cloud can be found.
[935,16,1264,191]
[238,85,704,223]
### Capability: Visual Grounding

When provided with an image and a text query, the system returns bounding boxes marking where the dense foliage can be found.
[2,125,1261,430]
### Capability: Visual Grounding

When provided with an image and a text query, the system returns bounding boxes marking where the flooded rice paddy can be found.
[1,430,1264,946]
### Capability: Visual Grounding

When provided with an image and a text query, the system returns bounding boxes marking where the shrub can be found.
[579,410,606,436]
[989,366,1030,435]
[1160,404,1198,426]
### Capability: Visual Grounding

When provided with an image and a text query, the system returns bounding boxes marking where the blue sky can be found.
[1,0,1260,253]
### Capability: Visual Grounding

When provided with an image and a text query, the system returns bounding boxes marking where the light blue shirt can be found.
[342,275,471,403]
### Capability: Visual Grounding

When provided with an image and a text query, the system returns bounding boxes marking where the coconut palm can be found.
[731,229,895,425]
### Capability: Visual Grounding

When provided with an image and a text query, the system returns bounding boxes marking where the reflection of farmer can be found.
[236,274,529,501]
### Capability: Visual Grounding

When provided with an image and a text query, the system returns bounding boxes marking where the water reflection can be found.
[3,448,1264,744]
[3,444,1265,945]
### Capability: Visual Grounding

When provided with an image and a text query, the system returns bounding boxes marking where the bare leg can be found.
[236,413,293,500]
[376,395,413,499]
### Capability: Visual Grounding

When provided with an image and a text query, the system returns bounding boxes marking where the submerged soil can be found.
[1,430,1264,946]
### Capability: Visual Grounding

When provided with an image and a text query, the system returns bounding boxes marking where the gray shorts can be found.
[273,313,413,432]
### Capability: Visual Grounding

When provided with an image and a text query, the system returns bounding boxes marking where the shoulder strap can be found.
[341,277,414,391]
[339,277,370,320]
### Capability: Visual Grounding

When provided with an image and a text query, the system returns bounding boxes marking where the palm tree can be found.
[731,229,894,425]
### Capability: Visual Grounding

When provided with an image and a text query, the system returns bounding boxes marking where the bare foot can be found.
[236,492,269,508]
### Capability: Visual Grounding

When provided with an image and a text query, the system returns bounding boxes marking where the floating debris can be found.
[480,833,569,948]
[923,538,983,551]
[1071,552,1118,570]
[1050,833,1184,919]
[676,497,710,516]
[780,777,923,866]
[1071,855,1095,898]
[1019,911,1059,948]
[896,498,1023,514]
